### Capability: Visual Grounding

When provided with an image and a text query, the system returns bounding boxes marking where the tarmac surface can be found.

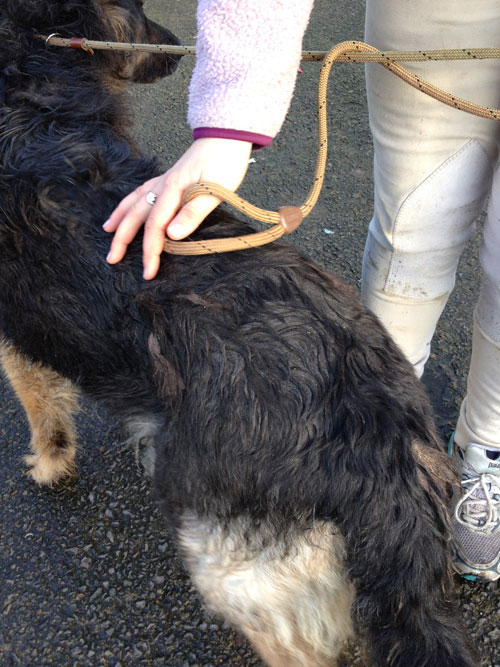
[1,1,499,665]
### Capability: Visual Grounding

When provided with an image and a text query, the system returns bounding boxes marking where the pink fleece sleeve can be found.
[188,0,314,146]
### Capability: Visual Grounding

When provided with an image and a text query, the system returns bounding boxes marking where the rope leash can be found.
[40,34,500,64]
[40,35,500,255]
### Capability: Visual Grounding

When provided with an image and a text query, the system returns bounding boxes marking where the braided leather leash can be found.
[41,35,500,255]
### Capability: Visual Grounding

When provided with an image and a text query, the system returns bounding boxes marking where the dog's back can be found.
[0,2,475,666]
[148,231,472,665]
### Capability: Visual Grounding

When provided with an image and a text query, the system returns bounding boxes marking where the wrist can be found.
[193,127,273,149]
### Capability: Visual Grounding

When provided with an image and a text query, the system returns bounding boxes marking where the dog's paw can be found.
[24,449,76,486]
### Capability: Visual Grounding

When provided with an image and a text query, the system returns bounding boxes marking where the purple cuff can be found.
[193,127,273,149]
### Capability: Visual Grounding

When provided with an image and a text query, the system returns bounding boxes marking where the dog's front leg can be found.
[0,340,80,485]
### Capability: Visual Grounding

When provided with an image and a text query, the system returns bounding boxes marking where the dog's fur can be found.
[0,2,475,665]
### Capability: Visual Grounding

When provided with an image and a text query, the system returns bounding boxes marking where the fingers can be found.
[104,186,158,265]
[142,193,220,280]
[103,186,144,233]
[104,176,162,262]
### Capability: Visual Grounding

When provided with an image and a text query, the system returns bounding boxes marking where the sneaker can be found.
[448,441,500,582]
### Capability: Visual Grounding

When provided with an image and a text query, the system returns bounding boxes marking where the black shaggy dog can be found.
[0,2,475,666]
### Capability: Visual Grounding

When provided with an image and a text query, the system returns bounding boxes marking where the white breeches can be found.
[362,0,500,448]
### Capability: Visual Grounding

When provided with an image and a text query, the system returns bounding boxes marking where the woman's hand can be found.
[103,137,252,279]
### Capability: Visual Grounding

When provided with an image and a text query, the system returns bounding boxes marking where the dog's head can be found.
[2,0,181,83]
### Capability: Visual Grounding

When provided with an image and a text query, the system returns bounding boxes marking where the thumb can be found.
[166,193,221,240]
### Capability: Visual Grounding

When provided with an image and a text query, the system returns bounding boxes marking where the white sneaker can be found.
[449,441,500,582]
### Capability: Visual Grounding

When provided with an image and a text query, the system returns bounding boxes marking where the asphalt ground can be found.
[1,1,499,665]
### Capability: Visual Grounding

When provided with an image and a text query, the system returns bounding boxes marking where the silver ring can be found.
[146,191,157,206]
[45,32,61,45]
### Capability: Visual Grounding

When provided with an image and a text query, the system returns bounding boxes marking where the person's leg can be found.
[451,168,500,580]
[363,0,500,376]
[363,0,500,580]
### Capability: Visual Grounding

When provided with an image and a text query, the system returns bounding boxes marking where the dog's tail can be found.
[331,431,475,667]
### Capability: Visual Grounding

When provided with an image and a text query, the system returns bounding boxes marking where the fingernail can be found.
[102,219,111,229]
[168,223,183,238]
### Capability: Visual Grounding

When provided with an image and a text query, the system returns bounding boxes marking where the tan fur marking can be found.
[245,627,339,667]
[96,0,152,84]
[99,0,135,42]
[179,515,354,666]
[1,340,80,485]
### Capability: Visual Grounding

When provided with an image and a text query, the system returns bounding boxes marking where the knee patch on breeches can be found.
[365,139,493,301]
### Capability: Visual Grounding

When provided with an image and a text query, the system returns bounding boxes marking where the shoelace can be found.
[455,473,500,535]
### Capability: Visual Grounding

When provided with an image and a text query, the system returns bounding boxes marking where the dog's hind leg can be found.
[179,515,354,667]
[334,437,475,666]
[1,340,80,485]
